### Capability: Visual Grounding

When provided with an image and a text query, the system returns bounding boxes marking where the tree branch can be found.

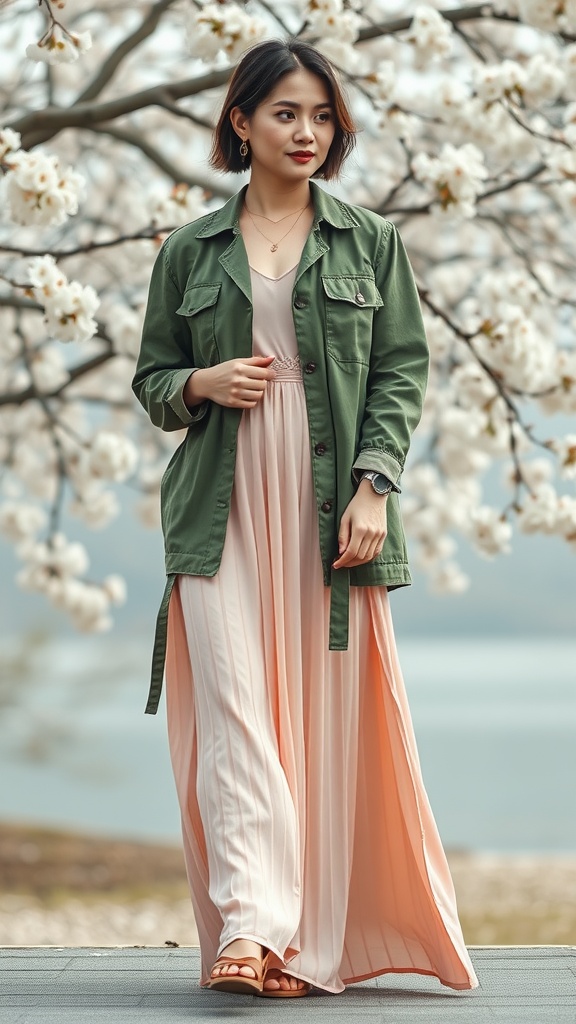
[0,347,116,408]
[86,124,235,197]
[10,67,233,150]
[357,3,499,42]
[75,0,180,106]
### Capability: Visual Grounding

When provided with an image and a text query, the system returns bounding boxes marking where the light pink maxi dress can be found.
[165,264,479,994]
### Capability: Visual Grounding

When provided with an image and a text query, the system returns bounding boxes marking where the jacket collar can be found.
[195,180,359,238]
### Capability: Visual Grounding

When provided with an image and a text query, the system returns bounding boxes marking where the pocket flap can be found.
[321,275,383,309]
[176,283,221,316]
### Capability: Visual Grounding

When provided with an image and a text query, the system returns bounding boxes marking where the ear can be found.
[229,105,249,140]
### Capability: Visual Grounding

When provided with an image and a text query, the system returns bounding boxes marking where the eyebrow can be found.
[270,100,332,109]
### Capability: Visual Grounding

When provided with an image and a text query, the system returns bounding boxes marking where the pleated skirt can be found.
[164,344,479,994]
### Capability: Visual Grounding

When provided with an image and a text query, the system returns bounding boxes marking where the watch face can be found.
[373,475,391,494]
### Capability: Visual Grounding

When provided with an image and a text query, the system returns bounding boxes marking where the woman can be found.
[132,38,478,999]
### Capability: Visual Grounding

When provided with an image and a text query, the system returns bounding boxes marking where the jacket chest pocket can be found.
[176,283,221,364]
[322,275,383,365]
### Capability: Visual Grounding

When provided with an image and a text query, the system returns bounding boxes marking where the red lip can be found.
[290,151,314,157]
[288,152,315,163]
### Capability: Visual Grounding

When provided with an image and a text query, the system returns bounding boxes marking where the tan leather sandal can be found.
[207,949,272,994]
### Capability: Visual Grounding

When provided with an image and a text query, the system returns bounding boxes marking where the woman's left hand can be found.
[332,479,388,569]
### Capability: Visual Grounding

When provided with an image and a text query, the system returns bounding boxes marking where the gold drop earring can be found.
[240,139,249,159]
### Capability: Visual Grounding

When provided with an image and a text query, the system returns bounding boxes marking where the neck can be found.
[244,172,312,220]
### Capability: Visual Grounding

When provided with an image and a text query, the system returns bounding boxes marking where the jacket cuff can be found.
[352,449,402,493]
[166,368,209,426]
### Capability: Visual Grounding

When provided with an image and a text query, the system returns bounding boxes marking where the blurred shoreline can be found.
[3,822,576,948]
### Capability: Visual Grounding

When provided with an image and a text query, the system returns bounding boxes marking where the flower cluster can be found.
[148,184,207,229]
[475,56,564,107]
[412,143,488,219]
[17,533,125,632]
[406,5,453,64]
[468,269,558,394]
[1,137,84,228]
[28,256,99,344]
[494,0,576,34]
[304,0,362,71]
[26,24,92,65]
[84,431,139,484]
[188,2,267,63]
[0,128,21,162]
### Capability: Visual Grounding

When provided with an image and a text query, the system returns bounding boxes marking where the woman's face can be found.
[232,67,336,181]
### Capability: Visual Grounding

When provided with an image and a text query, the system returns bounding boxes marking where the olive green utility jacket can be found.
[132,180,429,714]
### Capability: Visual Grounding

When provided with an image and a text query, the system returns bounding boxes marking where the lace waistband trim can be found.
[269,354,303,381]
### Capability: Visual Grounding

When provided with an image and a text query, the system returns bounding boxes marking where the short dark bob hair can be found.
[210,38,357,179]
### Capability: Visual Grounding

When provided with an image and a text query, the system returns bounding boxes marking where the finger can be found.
[245,355,276,364]
[238,378,268,391]
[337,515,351,556]
[239,367,276,382]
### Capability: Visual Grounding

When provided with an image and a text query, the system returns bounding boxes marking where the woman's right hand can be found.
[184,355,276,410]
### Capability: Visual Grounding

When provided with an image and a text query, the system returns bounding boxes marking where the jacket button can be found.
[315,442,327,455]
[321,500,333,513]
[355,291,366,305]
[304,361,317,373]
[294,296,307,309]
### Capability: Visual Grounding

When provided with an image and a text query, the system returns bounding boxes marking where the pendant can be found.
[270,243,278,252]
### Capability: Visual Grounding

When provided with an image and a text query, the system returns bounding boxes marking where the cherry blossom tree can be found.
[1,0,575,633]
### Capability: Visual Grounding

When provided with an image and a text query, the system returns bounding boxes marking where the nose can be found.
[293,118,315,144]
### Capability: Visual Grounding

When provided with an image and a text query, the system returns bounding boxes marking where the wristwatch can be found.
[360,471,393,495]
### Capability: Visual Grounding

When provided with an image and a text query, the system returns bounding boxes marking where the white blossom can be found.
[29,345,69,393]
[307,7,361,44]
[148,184,207,229]
[556,495,576,545]
[315,37,360,74]
[468,507,512,557]
[26,25,92,65]
[412,143,488,219]
[105,305,144,359]
[517,484,559,535]
[549,435,576,479]
[188,3,267,63]
[3,150,84,228]
[502,456,554,491]
[538,351,576,415]
[496,0,576,33]
[379,105,418,143]
[415,533,457,569]
[50,577,112,632]
[28,256,99,344]
[363,63,396,105]
[475,60,526,105]
[429,560,470,594]
[449,362,498,408]
[0,501,46,543]
[87,431,138,484]
[102,574,127,606]
[0,127,21,162]
[524,54,565,106]
[69,486,120,529]
[406,6,453,63]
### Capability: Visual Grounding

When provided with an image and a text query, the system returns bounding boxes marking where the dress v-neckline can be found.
[249,264,298,282]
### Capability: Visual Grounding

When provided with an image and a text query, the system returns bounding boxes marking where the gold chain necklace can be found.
[244,203,308,224]
[244,203,309,252]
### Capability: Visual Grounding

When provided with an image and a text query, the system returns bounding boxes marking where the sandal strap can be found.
[211,954,263,977]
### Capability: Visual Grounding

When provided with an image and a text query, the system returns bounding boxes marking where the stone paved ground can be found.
[0,946,575,1024]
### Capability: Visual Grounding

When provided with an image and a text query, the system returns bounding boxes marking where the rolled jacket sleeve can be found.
[132,242,209,431]
[352,222,429,490]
